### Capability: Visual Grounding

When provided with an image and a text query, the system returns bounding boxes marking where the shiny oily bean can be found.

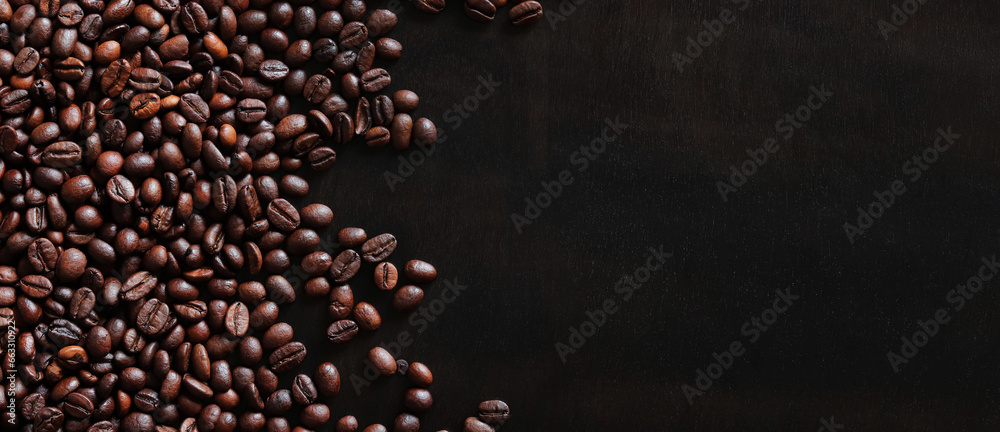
[374,262,397,291]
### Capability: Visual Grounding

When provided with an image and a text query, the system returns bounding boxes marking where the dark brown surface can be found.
[284,1,1000,430]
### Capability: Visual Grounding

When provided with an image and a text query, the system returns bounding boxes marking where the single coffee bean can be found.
[224,302,250,337]
[315,362,341,398]
[136,298,171,335]
[478,400,510,425]
[236,98,267,123]
[328,284,354,320]
[393,413,420,432]
[361,233,396,262]
[291,374,318,405]
[360,68,390,93]
[368,347,396,376]
[406,362,433,387]
[329,249,361,283]
[463,417,494,432]
[352,302,380,331]
[374,262,398,291]
[268,341,306,373]
[404,388,433,413]
[266,198,300,231]
[365,127,390,147]
[179,93,210,122]
[404,260,437,283]
[326,319,358,343]
[392,90,419,113]
[301,204,333,228]
[129,92,161,120]
[338,21,367,48]
[121,271,157,301]
[336,416,358,432]
[392,285,423,313]
[464,0,496,22]
[413,0,446,14]
[509,1,543,26]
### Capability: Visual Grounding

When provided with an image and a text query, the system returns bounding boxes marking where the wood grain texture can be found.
[288,0,1000,430]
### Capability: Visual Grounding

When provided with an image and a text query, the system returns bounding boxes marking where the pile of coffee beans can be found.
[0,0,522,429]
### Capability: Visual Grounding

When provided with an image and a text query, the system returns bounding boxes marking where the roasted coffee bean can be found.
[404,388,433,413]
[0,89,31,114]
[374,261,398,291]
[20,274,53,298]
[360,68,390,93]
[266,198,300,231]
[268,341,306,373]
[107,175,136,203]
[413,0,446,14]
[291,374,317,405]
[129,92,161,120]
[338,21,367,48]
[314,362,340,398]
[463,417,494,432]
[326,319,358,343]
[393,413,420,432]
[303,74,331,104]
[338,227,366,247]
[300,203,333,228]
[14,47,40,74]
[224,301,249,337]
[63,391,94,418]
[180,93,210,122]
[366,9,397,37]
[287,405,325,429]
[509,0,542,26]
[390,113,412,150]
[352,302,380,331]
[101,58,131,97]
[392,285,423,312]
[121,271,157,301]
[328,284,354,320]
[329,249,361,283]
[404,260,437,283]
[236,98,267,123]
[365,126,390,147]
[332,112,354,145]
[478,400,510,425]
[413,117,437,145]
[361,233,396,262]
[393,90,419,113]
[406,362,433,387]
[368,347,396,376]
[464,0,496,21]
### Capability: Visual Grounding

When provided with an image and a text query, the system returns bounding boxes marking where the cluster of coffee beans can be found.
[411,0,542,26]
[0,0,524,429]
[413,0,543,26]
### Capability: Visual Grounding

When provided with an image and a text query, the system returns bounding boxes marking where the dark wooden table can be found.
[289,1,1000,430]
